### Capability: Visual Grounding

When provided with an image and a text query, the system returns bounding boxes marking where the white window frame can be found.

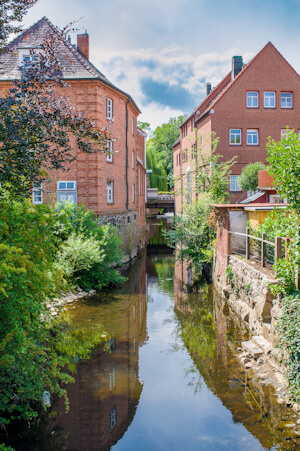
[247,129,259,145]
[246,91,258,108]
[132,184,135,203]
[32,183,43,205]
[106,97,113,120]
[107,181,113,203]
[132,117,134,135]
[229,129,241,145]
[281,92,293,109]
[132,151,135,169]
[57,181,77,204]
[106,140,113,162]
[281,129,290,139]
[264,92,276,108]
[230,175,241,192]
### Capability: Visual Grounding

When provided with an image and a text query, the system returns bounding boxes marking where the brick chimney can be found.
[77,31,89,60]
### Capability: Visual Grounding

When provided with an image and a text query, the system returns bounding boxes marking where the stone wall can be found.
[213,255,282,342]
[99,212,146,263]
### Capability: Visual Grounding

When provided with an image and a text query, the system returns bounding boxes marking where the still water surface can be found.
[7,218,300,450]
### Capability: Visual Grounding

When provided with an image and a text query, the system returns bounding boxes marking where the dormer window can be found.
[18,49,42,68]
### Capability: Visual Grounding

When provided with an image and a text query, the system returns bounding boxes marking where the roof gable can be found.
[199,42,300,117]
[0,17,111,82]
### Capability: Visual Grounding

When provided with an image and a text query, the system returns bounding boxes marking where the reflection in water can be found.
[174,258,300,451]
[4,219,300,450]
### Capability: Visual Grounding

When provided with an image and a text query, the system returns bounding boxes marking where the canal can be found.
[5,217,300,450]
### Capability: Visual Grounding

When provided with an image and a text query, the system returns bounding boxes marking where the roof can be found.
[197,42,300,122]
[172,137,180,148]
[212,202,288,211]
[180,71,232,128]
[0,16,141,112]
[240,191,265,204]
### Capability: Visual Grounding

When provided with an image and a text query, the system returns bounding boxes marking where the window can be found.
[106,140,113,162]
[281,129,289,139]
[132,184,135,202]
[107,181,113,203]
[298,130,300,140]
[109,367,116,391]
[106,98,113,119]
[57,181,77,204]
[264,92,275,108]
[110,408,117,430]
[18,49,41,67]
[132,151,135,169]
[247,91,258,108]
[281,92,293,109]
[182,124,187,138]
[32,183,43,205]
[132,117,134,135]
[186,171,192,204]
[247,129,258,145]
[230,175,241,192]
[230,129,241,145]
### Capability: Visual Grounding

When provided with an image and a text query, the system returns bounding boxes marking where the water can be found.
[3,218,300,450]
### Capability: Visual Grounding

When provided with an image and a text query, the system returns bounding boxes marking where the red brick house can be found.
[0,17,147,259]
[173,42,300,212]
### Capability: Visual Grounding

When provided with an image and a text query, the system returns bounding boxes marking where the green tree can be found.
[0,27,110,196]
[238,161,265,193]
[150,115,187,189]
[267,129,300,213]
[146,140,168,191]
[0,0,37,53]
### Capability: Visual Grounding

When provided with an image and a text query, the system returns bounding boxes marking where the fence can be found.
[228,227,291,269]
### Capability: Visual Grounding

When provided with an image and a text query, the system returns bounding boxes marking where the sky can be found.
[22,0,300,130]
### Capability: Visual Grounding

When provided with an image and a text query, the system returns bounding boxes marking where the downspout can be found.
[126,98,131,210]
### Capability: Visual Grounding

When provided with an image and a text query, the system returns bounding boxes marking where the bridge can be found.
[146,189,175,212]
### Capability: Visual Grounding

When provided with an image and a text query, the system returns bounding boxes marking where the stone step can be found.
[252,335,273,354]
[242,340,264,359]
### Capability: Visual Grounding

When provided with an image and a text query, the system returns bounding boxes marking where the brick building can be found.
[173,42,300,212]
[0,17,146,259]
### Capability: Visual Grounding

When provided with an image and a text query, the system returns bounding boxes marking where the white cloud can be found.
[90,45,255,128]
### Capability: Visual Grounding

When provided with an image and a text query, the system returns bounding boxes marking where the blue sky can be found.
[23,0,300,129]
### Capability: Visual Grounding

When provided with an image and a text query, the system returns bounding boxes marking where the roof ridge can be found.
[200,42,300,116]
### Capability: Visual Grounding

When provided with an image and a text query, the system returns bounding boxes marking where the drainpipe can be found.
[126,98,131,210]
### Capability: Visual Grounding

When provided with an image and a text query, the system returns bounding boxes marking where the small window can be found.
[281,92,293,109]
[106,140,113,162]
[110,408,117,430]
[107,181,113,203]
[132,184,135,203]
[132,151,135,169]
[230,129,241,145]
[247,129,258,145]
[247,92,258,108]
[106,98,113,119]
[281,129,289,139]
[32,183,43,205]
[57,181,77,204]
[230,175,241,192]
[264,92,275,108]
[132,117,134,135]
[57,181,76,191]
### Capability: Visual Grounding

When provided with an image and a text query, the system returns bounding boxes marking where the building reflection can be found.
[51,253,147,451]
[173,256,299,450]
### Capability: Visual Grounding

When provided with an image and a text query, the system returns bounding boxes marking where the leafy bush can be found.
[237,161,265,193]
[277,293,300,401]
[54,203,125,290]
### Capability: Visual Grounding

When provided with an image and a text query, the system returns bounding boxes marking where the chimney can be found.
[206,82,212,96]
[232,56,243,80]
[77,31,89,60]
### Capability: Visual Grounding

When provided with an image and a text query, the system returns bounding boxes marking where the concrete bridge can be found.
[146,189,175,212]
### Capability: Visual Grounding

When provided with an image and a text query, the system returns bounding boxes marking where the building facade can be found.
[174,42,300,212]
[0,17,147,259]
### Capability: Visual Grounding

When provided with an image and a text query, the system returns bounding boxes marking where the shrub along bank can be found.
[0,191,124,440]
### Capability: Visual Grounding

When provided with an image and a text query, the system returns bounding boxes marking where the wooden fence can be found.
[228,228,291,269]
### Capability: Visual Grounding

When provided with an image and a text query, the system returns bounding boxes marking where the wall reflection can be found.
[50,253,147,451]
[173,257,300,451]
